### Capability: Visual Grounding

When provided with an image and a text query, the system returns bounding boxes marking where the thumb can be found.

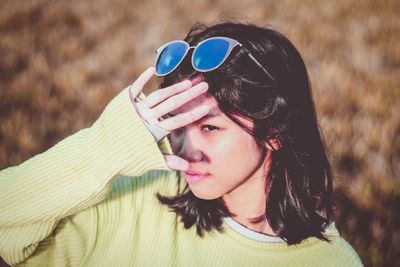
[164,155,189,172]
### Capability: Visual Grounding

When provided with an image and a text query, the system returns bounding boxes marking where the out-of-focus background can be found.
[0,0,399,266]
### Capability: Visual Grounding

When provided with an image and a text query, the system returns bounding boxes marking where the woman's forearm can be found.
[0,86,170,265]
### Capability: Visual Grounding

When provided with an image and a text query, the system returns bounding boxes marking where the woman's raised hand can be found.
[128,67,210,171]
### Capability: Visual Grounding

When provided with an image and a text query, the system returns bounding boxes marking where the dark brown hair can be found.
[156,21,333,245]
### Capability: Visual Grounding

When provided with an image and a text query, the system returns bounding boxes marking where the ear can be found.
[265,138,281,151]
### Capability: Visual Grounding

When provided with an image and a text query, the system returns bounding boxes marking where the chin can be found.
[189,186,220,200]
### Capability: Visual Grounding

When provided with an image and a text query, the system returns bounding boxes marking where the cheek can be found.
[211,133,262,169]
[169,134,180,154]
[188,134,263,200]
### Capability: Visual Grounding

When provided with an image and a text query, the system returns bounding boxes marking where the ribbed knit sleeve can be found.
[0,87,170,265]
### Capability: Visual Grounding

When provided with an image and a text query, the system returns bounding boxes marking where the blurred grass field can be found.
[0,0,399,266]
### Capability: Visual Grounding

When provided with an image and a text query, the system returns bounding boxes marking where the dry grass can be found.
[0,0,399,266]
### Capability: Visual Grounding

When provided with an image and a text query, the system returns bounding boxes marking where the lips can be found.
[184,170,208,183]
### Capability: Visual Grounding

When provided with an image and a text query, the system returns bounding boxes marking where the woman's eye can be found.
[171,127,184,136]
[201,125,219,132]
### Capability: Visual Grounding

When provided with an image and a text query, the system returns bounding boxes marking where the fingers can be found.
[143,79,192,108]
[129,68,210,134]
[152,82,209,118]
[129,67,155,102]
[164,155,189,171]
[159,105,210,131]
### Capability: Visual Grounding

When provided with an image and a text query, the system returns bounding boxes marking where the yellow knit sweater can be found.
[0,87,363,266]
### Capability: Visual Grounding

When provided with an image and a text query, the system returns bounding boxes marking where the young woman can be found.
[0,21,362,266]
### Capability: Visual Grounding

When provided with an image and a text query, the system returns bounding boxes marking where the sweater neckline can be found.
[221,219,340,251]
[223,217,285,243]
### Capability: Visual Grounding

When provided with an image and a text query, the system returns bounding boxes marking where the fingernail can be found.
[147,67,156,74]
[181,80,192,86]
[197,82,209,92]
[190,74,205,86]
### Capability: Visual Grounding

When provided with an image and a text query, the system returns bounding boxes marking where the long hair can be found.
[156,21,333,244]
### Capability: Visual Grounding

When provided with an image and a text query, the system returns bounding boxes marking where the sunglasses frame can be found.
[154,36,273,79]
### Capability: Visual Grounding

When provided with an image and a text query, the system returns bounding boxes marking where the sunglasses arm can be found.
[243,50,275,80]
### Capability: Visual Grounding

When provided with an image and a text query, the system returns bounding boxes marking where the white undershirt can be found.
[223,217,285,243]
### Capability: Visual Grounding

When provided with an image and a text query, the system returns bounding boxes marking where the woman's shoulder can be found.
[316,223,363,266]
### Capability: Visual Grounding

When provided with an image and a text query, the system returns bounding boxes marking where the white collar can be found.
[223,217,285,243]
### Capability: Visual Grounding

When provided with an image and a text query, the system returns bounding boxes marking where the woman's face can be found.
[170,93,270,200]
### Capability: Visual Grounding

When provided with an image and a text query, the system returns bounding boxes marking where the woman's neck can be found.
[221,156,276,236]
[222,193,276,236]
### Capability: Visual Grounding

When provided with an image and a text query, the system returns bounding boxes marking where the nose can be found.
[174,127,204,163]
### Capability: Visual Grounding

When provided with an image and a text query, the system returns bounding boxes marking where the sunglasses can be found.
[154,36,272,78]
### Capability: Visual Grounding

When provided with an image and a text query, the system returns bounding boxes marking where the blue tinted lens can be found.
[193,39,230,71]
[156,42,188,75]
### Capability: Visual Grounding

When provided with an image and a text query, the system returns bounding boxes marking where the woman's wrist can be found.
[131,95,171,142]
